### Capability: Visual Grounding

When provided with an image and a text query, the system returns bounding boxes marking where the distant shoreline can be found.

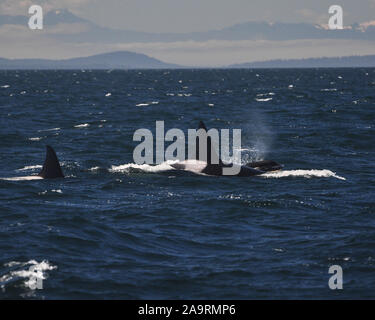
[0,51,375,69]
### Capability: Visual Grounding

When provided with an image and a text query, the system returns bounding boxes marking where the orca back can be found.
[38,145,64,179]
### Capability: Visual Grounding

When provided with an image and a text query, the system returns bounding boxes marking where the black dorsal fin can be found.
[198,121,208,131]
[38,145,64,179]
[195,121,222,165]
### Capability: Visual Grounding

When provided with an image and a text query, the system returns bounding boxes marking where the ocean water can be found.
[0,69,374,299]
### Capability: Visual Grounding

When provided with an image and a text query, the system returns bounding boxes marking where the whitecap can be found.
[1,260,57,290]
[16,165,42,172]
[88,166,101,171]
[0,176,43,181]
[1,85,10,88]
[28,137,44,141]
[261,169,346,180]
[38,127,60,132]
[74,123,89,128]
[256,92,275,97]
[110,160,178,173]
[255,98,273,102]
[136,103,149,107]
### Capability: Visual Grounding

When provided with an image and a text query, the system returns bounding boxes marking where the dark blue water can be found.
[0,69,374,299]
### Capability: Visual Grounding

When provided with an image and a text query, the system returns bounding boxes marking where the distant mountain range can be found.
[229,55,375,68]
[0,51,374,69]
[1,9,375,68]
[1,9,375,43]
[0,51,180,69]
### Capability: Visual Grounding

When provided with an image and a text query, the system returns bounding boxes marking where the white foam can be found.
[1,260,57,290]
[136,101,159,107]
[0,176,43,181]
[74,123,89,128]
[89,166,101,171]
[1,84,10,88]
[16,165,42,171]
[28,137,44,141]
[38,127,60,132]
[261,169,346,180]
[255,98,273,102]
[256,92,275,97]
[110,160,178,173]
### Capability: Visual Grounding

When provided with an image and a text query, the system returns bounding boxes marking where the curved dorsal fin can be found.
[38,145,64,179]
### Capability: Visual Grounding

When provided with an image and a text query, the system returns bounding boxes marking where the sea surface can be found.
[0,69,374,299]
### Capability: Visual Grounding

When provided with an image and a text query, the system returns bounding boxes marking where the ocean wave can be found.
[261,169,346,180]
[0,176,43,181]
[74,123,90,128]
[136,101,159,107]
[110,160,177,173]
[256,92,275,97]
[255,98,273,102]
[28,137,44,141]
[1,260,57,291]
[38,127,60,132]
[88,166,101,171]
[16,165,42,171]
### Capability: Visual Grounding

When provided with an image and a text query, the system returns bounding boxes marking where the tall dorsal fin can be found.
[195,121,222,165]
[38,145,64,179]
[198,121,208,131]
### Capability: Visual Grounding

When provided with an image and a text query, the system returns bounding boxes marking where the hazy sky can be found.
[1,0,375,32]
[0,0,375,65]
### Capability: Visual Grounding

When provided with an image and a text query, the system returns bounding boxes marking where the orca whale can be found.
[1,145,64,181]
[170,121,282,177]
[38,145,64,179]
